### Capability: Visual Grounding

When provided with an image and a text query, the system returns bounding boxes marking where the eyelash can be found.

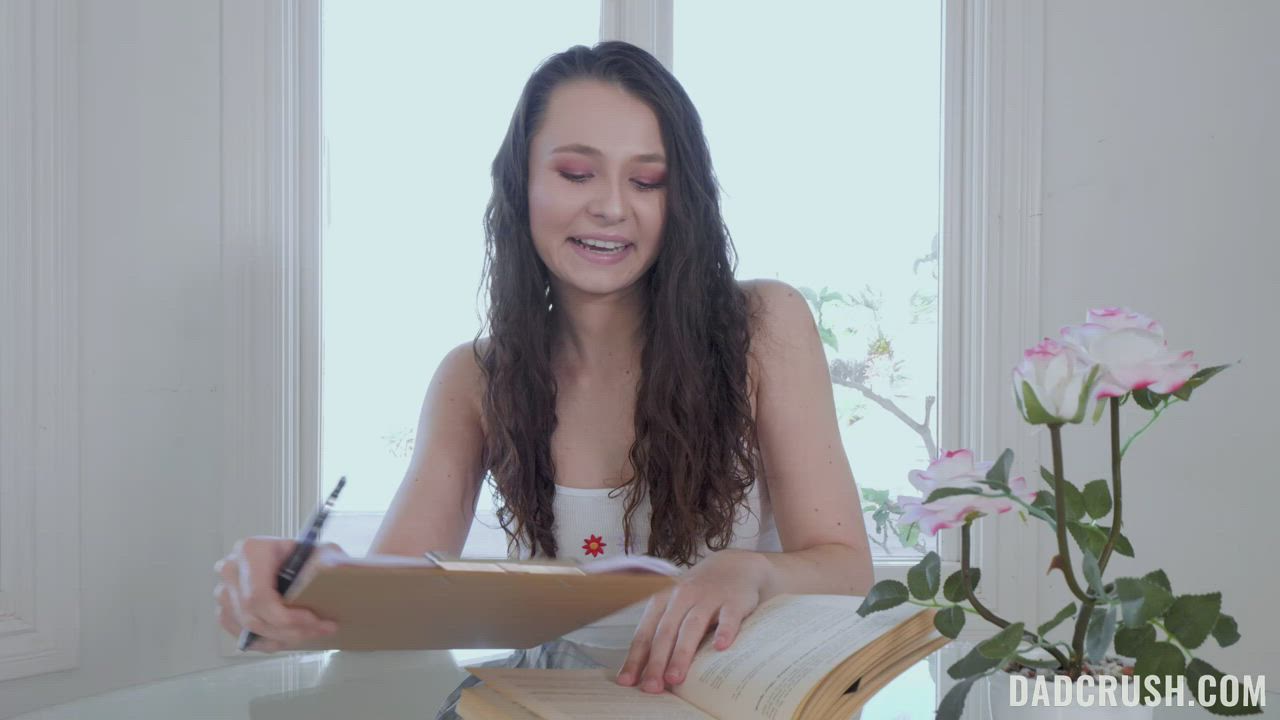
[559,171,665,191]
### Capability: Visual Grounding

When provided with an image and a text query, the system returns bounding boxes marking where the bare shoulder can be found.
[738,278,819,360]
[432,337,488,417]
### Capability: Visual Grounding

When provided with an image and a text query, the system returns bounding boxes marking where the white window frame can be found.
[220,0,1046,644]
[0,0,81,680]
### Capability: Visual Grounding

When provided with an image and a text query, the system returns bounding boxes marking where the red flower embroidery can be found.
[582,534,606,557]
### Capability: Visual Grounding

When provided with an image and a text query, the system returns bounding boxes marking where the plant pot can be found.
[987,669,1155,720]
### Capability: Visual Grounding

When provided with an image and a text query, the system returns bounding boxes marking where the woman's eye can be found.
[559,171,591,183]
[632,180,665,191]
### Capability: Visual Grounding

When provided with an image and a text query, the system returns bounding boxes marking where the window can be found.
[672,3,943,559]
[319,2,600,556]
[320,2,943,563]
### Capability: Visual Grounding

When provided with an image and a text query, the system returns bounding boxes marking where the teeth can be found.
[574,237,626,250]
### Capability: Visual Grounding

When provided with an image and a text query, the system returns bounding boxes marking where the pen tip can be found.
[335,476,346,492]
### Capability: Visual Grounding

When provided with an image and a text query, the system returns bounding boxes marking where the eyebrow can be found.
[551,143,665,164]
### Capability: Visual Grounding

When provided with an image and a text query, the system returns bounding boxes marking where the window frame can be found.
[220,0,1047,643]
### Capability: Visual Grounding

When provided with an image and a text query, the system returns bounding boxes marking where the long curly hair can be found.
[477,41,759,566]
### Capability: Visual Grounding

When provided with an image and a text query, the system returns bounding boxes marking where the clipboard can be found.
[281,549,679,651]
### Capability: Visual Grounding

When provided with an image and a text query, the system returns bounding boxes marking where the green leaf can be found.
[1164,593,1222,649]
[1018,381,1058,424]
[1085,605,1118,663]
[1014,655,1063,670]
[1212,613,1240,647]
[1142,569,1172,593]
[1114,625,1156,658]
[1082,550,1106,599]
[1083,479,1112,519]
[1040,467,1086,521]
[860,487,890,505]
[1098,526,1135,557]
[978,622,1025,660]
[798,286,819,306]
[907,552,941,600]
[936,676,979,720]
[1091,396,1108,424]
[934,606,966,639]
[943,568,981,603]
[924,486,985,504]
[1068,522,1109,559]
[856,580,910,616]
[948,645,1002,679]
[1028,491,1058,526]
[985,448,1014,486]
[819,288,843,304]
[1037,602,1078,638]
[1185,657,1263,715]
[895,521,921,549]
[1132,387,1160,410]
[818,325,839,352]
[1135,641,1187,702]
[1172,363,1230,402]
[1115,577,1175,628]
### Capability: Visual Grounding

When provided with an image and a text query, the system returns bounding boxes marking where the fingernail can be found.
[643,679,663,692]
[665,670,683,683]
[616,671,633,685]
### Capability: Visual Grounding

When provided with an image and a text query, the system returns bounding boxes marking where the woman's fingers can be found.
[638,593,701,693]
[662,603,721,686]
[712,602,747,650]
[213,537,338,650]
[616,592,669,687]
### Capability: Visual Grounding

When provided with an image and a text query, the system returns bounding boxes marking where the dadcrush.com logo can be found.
[1007,673,1266,710]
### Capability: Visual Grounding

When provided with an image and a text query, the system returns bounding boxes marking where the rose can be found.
[896,450,1035,536]
[1012,338,1101,425]
[1058,307,1198,400]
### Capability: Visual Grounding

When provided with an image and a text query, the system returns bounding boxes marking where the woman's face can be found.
[527,80,668,299]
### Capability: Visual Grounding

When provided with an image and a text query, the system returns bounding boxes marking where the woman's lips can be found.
[567,237,634,266]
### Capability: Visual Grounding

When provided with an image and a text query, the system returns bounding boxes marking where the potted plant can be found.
[855,308,1259,717]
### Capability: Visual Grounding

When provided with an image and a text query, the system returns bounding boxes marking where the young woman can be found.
[214,41,873,696]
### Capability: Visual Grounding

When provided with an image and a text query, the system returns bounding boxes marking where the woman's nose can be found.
[586,180,626,224]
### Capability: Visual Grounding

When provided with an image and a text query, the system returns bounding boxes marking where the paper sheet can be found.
[672,595,920,720]
[468,668,716,720]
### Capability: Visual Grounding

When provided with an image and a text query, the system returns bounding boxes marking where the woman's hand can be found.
[212,536,342,652]
[615,549,772,693]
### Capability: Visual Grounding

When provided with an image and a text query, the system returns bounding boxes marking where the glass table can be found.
[10,643,1243,719]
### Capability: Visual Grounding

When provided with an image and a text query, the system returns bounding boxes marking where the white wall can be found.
[1,0,1275,716]
[0,1,241,716]
[1036,0,1278,684]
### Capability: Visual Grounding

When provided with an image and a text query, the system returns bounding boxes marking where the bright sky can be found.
[320,1,943,556]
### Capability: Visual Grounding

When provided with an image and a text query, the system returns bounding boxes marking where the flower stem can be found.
[1048,424,1092,607]
[1120,396,1181,458]
[1099,396,1124,572]
[961,523,1070,668]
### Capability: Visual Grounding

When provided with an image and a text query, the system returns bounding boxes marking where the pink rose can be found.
[1012,338,1100,425]
[1059,307,1198,399]
[897,450,1036,536]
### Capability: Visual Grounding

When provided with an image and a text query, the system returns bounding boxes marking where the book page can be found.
[672,595,922,720]
[469,668,716,720]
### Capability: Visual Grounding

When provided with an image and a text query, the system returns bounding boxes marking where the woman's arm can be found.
[617,279,873,693]
[368,341,489,557]
[747,278,874,596]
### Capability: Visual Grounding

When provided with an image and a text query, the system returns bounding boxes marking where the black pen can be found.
[238,476,346,651]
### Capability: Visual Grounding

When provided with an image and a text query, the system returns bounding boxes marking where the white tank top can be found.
[508,479,783,648]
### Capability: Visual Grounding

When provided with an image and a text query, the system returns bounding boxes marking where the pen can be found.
[238,476,346,651]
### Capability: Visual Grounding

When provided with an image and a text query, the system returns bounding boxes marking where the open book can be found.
[458,594,948,720]
[282,550,679,651]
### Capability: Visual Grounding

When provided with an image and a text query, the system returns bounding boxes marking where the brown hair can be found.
[477,41,758,566]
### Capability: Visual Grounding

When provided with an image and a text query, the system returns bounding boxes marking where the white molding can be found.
[0,0,81,681]
[938,0,1046,625]
[600,0,673,70]
[220,0,321,656]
